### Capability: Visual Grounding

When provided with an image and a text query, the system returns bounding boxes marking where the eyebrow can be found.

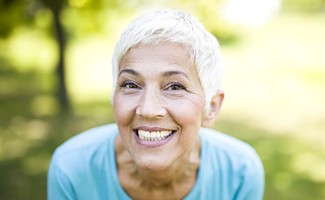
[118,68,140,77]
[162,70,190,80]
[118,68,190,80]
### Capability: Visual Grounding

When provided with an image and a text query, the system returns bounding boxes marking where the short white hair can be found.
[112,9,223,113]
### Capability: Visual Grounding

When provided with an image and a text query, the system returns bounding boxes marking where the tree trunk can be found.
[52,8,70,113]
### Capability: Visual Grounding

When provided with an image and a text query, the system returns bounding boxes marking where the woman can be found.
[48,9,264,200]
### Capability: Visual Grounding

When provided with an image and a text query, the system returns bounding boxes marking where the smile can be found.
[137,130,174,141]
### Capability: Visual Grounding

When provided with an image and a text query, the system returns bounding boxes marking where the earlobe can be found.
[202,91,224,127]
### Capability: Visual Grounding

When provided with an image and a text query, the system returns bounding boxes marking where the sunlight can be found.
[6,28,56,72]
[67,37,113,103]
[221,0,282,26]
[220,13,325,146]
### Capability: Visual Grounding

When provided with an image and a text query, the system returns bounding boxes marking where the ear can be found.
[202,91,224,127]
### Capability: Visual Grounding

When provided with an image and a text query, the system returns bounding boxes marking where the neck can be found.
[138,150,200,187]
[115,135,200,198]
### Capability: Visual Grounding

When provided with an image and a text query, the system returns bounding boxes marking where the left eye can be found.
[166,83,186,91]
[120,80,140,89]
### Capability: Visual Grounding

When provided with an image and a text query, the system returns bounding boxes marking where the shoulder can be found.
[48,124,121,199]
[199,127,264,179]
[200,127,260,162]
[198,128,264,199]
[51,124,118,170]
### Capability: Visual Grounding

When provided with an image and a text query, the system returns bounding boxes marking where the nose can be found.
[136,88,167,119]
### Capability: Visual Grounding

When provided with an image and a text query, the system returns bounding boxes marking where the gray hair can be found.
[111,9,223,113]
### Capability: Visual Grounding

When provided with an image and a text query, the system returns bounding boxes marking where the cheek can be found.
[166,97,205,126]
[113,95,134,125]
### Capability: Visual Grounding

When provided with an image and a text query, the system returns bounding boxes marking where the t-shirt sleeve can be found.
[47,152,76,200]
[234,153,265,200]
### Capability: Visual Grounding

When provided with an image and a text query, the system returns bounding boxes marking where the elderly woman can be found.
[48,9,264,200]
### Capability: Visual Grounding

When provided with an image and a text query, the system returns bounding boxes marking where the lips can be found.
[137,130,174,141]
[133,128,176,147]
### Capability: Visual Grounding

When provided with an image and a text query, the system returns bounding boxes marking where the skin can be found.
[113,43,224,199]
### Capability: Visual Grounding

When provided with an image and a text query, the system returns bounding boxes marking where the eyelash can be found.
[120,80,140,89]
[165,82,186,91]
[119,80,186,91]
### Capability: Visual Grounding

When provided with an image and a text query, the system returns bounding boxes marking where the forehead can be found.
[119,43,195,74]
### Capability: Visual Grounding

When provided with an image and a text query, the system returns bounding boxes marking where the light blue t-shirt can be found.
[48,124,264,200]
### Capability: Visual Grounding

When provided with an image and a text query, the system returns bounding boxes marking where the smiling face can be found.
[113,43,212,170]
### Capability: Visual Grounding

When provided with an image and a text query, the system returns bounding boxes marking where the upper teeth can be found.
[138,130,173,141]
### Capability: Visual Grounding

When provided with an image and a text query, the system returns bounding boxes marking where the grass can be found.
[0,12,325,200]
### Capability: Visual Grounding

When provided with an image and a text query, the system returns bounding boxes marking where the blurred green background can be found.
[1,0,325,199]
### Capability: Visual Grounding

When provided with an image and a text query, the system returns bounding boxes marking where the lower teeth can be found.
[139,133,173,141]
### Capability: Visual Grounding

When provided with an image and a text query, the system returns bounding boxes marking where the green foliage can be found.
[0,0,28,37]
[282,0,325,13]
[39,0,66,12]
[0,0,138,38]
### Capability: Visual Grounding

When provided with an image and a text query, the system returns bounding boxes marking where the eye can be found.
[120,81,140,89]
[166,82,186,91]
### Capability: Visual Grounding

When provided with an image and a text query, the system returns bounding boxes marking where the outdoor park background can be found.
[0,0,324,199]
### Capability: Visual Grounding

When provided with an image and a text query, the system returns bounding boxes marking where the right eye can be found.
[120,81,139,89]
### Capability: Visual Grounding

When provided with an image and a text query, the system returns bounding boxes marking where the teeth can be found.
[138,130,173,141]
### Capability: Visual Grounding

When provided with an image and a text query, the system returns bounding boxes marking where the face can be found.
[113,43,209,170]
